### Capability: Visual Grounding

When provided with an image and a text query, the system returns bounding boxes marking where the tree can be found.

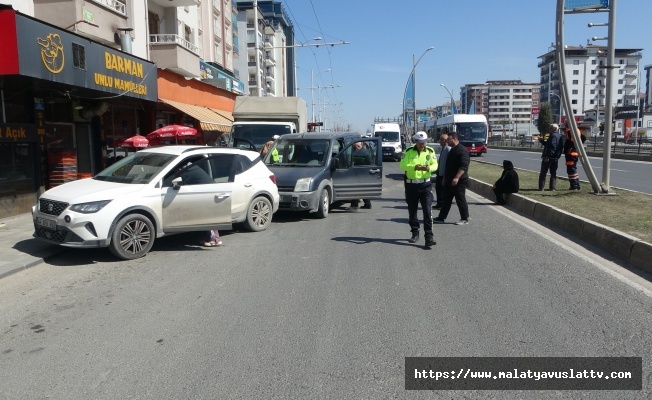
[537,102,553,136]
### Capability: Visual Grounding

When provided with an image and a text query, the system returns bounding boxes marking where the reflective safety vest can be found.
[400,146,438,180]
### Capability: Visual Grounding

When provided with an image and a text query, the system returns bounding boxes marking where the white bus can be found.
[434,114,489,156]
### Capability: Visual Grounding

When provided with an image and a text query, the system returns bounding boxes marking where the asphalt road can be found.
[1,162,651,399]
[480,148,652,194]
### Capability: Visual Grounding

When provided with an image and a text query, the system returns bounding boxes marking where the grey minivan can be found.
[262,132,383,218]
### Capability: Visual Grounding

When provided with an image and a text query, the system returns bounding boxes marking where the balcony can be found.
[149,0,197,7]
[92,0,126,15]
[149,34,201,78]
[265,54,275,66]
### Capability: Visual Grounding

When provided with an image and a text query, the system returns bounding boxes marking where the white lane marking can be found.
[467,191,652,299]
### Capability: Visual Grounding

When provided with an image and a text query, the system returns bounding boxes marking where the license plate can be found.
[280,195,290,202]
[36,217,57,230]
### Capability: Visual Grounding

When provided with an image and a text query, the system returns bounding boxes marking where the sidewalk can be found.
[0,213,66,279]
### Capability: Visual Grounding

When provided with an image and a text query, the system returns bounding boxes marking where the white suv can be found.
[33,146,279,259]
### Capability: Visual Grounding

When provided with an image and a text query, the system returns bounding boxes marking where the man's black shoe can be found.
[361,203,372,209]
[425,239,436,247]
[408,233,419,243]
[432,204,442,210]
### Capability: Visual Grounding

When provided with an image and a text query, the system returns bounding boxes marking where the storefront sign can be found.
[12,13,157,101]
[200,60,244,94]
[0,124,38,143]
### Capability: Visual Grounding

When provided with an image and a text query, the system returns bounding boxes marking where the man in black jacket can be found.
[433,132,471,225]
[538,123,564,191]
[493,160,519,205]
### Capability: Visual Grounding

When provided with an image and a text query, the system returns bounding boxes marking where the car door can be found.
[160,156,233,232]
[208,153,255,218]
[331,137,382,200]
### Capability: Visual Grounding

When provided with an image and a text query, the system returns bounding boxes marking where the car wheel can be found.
[315,188,329,219]
[243,196,273,232]
[109,214,155,260]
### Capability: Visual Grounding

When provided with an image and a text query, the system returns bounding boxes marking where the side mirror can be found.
[172,176,183,190]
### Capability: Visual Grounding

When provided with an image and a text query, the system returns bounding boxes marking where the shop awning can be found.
[159,99,233,133]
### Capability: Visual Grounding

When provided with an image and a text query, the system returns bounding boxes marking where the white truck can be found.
[373,123,403,161]
[228,97,308,150]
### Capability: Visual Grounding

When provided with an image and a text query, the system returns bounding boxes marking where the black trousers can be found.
[405,182,433,239]
[438,179,469,221]
[434,175,444,206]
[539,157,559,190]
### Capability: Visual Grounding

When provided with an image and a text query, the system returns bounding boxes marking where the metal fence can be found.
[488,137,652,155]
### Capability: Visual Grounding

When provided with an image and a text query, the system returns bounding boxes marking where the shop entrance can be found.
[45,123,94,188]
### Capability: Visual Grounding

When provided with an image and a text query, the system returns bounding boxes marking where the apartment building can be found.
[538,45,642,126]
[234,0,295,97]
[458,81,539,133]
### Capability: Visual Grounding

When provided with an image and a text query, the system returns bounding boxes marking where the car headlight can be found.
[294,178,312,192]
[396,145,402,151]
[70,200,112,214]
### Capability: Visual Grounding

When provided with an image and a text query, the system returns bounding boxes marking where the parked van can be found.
[373,123,403,161]
[263,132,383,218]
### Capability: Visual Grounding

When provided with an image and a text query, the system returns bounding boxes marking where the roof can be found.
[139,145,250,156]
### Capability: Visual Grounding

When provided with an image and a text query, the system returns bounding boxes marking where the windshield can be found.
[375,131,400,142]
[264,139,330,167]
[231,124,294,149]
[94,152,177,184]
[456,122,488,142]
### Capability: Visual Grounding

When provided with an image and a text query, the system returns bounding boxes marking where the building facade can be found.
[538,45,642,132]
[234,0,295,97]
[0,0,244,218]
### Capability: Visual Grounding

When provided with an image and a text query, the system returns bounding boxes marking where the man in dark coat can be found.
[538,123,564,191]
[433,132,470,225]
[493,160,519,205]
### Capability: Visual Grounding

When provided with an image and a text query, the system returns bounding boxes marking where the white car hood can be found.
[41,179,148,204]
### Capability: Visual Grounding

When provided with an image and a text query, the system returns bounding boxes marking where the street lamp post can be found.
[440,84,455,116]
[403,46,434,137]
[549,92,562,124]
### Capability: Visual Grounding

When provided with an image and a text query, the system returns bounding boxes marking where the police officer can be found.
[400,131,438,246]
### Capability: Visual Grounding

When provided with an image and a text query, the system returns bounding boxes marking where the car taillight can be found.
[269,174,277,185]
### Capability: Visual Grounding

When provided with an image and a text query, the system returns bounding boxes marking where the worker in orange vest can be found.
[563,125,586,190]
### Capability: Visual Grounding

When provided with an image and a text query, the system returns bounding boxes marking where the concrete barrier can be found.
[468,177,652,274]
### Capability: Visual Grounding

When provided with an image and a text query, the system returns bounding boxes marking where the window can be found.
[573,70,579,75]
[573,60,579,65]
[618,79,624,84]
[592,60,597,65]
[572,99,577,104]
[591,80,596,84]
[572,90,578,95]
[72,43,86,70]
[572,80,579,85]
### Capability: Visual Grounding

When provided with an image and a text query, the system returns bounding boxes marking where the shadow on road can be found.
[331,236,433,250]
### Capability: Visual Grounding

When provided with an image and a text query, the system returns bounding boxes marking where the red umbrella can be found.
[120,135,149,148]
[146,124,197,143]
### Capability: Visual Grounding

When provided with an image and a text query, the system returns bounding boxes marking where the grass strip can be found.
[470,160,652,243]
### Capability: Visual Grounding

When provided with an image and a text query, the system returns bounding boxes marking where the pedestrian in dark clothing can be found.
[434,132,470,225]
[493,160,519,205]
[433,134,450,209]
[538,123,564,191]
[350,141,373,209]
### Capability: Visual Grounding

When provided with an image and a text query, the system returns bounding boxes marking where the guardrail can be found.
[488,138,652,155]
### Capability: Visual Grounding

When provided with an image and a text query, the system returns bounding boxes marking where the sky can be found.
[280,0,652,133]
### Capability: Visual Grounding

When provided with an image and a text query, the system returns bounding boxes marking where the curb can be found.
[468,178,652,274]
